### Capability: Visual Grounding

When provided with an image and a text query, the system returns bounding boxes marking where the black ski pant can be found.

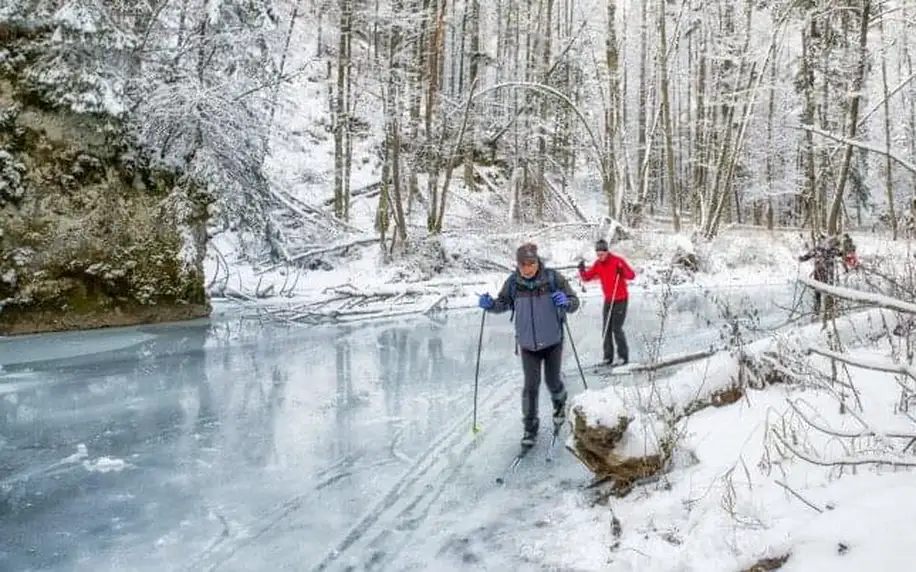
[811,265,836,314]
[602,299,629,362]
[520,342,566,434]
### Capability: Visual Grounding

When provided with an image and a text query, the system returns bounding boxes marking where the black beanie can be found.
[516,242,538,262]
[595,239,609,251]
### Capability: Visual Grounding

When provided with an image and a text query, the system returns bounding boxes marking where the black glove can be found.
[577,260,586,272]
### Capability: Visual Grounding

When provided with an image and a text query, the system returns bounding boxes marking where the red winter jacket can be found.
[579,255,636,302]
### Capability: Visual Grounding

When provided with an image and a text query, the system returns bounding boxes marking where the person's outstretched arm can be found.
[578,260,598,282]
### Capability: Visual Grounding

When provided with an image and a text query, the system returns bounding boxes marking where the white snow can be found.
[545,305,916,571]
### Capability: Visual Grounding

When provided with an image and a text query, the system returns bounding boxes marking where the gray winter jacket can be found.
[488,263,580,351]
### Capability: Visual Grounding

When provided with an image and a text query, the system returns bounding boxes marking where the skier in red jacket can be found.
[578,239,636,365]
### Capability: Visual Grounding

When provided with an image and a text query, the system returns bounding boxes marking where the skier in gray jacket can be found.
[478,242,581,447]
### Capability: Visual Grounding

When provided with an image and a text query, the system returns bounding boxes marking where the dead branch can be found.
[256,237,381,275]
[630,348,718,373]
[423,294,449,314]
[322,181,382,207]
[786,398,916,441]
[543,177,589,223]
[771,430,916,468]
[798,276,916,315]
[799,123,916,175]
[325,283,439,298]
[271,188,363,234]
[806,345,916,380]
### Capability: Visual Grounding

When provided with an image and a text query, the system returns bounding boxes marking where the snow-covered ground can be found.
[560,306,916,571]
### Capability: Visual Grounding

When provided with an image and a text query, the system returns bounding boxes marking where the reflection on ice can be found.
[0,284,794,571]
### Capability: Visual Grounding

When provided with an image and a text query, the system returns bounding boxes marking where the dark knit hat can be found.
[595,239,609,252]
[516,242,538,263]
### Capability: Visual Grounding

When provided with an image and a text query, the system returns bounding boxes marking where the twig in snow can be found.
[774,480,824,513]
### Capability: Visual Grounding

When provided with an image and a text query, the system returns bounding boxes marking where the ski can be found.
[495,444,534,485]
[585,349,718,377]
[591,362,643,375]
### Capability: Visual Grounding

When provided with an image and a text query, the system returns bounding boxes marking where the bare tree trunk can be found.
[463,0,480,191]
[636,0,650,211]
[604,0,621,219]
[656,0,680,231]
[800,26,818,234]
[826,0,871,235]
[535,0,554,220]
[381,0,409,246]
[766,52,777,231]
[425,0,446,232]
[880,13,897,239]
[333,0,352,220]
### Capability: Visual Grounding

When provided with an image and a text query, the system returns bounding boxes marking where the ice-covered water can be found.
[0,283,796,571]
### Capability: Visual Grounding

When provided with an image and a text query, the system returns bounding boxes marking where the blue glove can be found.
[551,291,569,308]
[478,293,494,310]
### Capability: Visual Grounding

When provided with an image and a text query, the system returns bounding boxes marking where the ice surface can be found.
[0,325,163,365]
[0,284,794,571]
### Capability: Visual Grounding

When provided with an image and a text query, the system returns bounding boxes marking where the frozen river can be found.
[0,282,798,571]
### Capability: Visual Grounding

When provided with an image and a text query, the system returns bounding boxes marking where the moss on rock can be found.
[0,76,210,335]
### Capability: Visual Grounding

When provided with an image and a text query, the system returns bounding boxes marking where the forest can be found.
[2,0,913,253]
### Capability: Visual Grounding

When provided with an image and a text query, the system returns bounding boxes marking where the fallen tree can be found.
[567,307,901,499]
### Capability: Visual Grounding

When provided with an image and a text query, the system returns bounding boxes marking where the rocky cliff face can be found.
[0,36,211,334]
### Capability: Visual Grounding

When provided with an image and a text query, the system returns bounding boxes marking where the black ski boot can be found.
[552,396,567,427]
[521,426,537,448]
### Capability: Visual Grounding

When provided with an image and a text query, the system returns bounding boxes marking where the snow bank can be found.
[539,304,916,571]
[572,307,899,429]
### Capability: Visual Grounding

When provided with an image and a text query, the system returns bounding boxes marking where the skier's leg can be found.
[611,299,629,363]
[542,342,567,425]
[602,301,614,362]
[519,348,542,443]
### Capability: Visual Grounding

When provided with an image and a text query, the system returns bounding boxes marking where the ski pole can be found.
[472,309,486,434]
[564,320,588,390]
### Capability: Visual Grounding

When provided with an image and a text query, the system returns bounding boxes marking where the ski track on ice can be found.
[182,372,519,572]
[310,376,520,572]
[182,452,369,572]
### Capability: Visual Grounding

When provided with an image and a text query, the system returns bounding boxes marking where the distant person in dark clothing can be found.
[798,233,858,314]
